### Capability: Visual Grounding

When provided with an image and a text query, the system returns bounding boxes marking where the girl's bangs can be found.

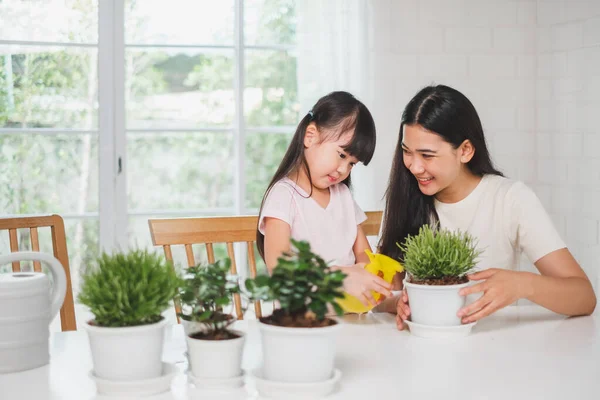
[338,112,376,165]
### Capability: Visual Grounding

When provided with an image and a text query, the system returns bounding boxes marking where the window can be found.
[0,1,100,299]
[0,0,298,327]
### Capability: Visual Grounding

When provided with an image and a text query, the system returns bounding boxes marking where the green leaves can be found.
[398,225,482,280]
[178,259,240,335]
[244,239,346,321]
[77,249,181,327]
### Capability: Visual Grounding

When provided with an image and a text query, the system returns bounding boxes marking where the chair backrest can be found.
[148,216,260,321]
[148,211,384,321]
[0,215,77,331]
[362,211,383,237]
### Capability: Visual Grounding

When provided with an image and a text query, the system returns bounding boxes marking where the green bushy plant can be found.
[178,259,240,337]
[398,225,481,281]
[245,239,347,326]
[78,249,181,327]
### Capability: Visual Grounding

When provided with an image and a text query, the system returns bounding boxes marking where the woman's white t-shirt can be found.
[434,174,566,271]
[258,178,367,266]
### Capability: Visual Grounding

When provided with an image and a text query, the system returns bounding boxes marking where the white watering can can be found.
[0,251,67,373]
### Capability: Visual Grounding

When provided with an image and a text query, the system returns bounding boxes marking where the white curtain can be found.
[296,0,381,212]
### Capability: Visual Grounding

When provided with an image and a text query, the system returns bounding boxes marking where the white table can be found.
[1,306,599,400]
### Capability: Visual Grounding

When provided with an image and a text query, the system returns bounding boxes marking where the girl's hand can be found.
[457,268,533,324]
[395,289,410,331]
[342,263,393,307]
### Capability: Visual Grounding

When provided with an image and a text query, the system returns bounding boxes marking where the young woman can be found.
[377,84,596,329]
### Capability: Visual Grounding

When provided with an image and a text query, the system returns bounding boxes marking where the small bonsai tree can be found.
[398,225,482,285]
[178,259,241,340]
[245,239,347,327]
[78,249,181,327]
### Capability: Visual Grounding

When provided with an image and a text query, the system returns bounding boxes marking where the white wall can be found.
[365,0,537,207]
[360,0,599,292]
[535,0,600,292]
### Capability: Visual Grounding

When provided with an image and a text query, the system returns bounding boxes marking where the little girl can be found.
[257,91,392,307]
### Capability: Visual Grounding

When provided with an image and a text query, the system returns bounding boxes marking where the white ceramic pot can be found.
[0,251,67,373]
[186,330,245,379]
[403,278,469,326]
[258,321,342,383]
[85,318,167,381]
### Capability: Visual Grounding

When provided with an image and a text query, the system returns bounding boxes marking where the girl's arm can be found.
[352,225,371,264]
[326,225,391,306]
[263,217,291,273]
[458,248,596,323]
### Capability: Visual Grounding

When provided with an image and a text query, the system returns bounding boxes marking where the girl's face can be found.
[303,123,359,190]
[402,124,474,200]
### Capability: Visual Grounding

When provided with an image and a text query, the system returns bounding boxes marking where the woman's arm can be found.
[263,217,291,273]
[525,248,596,315]
[458,248,596,323]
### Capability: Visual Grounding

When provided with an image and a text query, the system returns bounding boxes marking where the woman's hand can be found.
[395,289,410,330]
[340,263,393,307]
[457,268,533,324]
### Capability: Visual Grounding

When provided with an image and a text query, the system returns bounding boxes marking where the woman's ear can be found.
[459,139,475,163]
[303,122,320,148]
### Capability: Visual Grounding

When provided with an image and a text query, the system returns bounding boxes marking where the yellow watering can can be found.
[337,250,404,313]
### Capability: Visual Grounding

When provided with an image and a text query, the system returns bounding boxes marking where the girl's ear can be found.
[459,139,475,163]
[303,122,320,148]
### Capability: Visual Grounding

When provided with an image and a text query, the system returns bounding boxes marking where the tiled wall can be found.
[361,0,599,294]
[366,0,538,204]
[535,0,600,293]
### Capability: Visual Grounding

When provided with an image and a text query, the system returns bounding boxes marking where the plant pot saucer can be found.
[405,320,477,338]
[187,371,245,389]
[249,368,342,399]
[89,362,177,396]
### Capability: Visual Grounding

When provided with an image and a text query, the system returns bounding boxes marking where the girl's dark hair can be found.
[378,84,503,262]
[257,91,376,260]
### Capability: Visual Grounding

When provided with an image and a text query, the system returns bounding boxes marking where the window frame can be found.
[1,0,297,252]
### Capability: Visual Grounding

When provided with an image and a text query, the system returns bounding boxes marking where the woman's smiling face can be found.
[402,124,472,200]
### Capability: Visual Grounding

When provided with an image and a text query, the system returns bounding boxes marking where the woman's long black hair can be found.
[257,91,377,260]
[378,84,503,262]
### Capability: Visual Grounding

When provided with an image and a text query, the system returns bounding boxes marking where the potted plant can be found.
[399,225,481,326]
[78,249,180,381]
[178,259,245,381]
[245,239,346,383]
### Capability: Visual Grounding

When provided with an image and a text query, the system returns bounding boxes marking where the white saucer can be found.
[405,320,477,338]
[187,371,245,389]
[249,368,342,399]
[89,362,177,396]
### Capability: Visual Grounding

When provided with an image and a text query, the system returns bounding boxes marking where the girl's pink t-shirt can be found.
[258,178,367,266]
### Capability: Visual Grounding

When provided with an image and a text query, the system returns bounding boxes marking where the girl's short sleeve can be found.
[258,184,295,235]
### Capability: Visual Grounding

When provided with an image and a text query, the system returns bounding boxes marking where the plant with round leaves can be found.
[245,239,347,322]
[178,259,240,336]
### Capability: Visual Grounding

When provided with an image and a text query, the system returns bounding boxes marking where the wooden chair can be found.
[362,210,383,237]
[148,211,384,322]
[0,215,77,331]
[148,216,261,321]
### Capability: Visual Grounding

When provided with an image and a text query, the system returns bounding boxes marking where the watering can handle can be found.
[0,251,67,321]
